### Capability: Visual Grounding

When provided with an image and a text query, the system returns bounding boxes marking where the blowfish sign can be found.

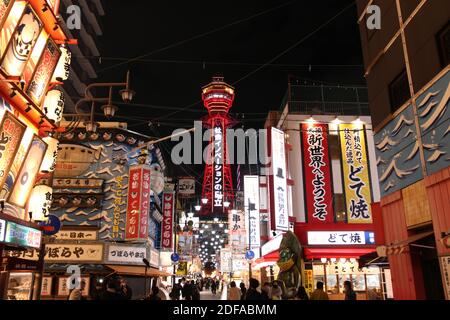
[301,123,334,223]
[161,192,175,249]
[213,126,223,213]
[125,165,151,241]
[339,124,372,223]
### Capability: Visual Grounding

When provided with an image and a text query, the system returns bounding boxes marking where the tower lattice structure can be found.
[200,76,235,217]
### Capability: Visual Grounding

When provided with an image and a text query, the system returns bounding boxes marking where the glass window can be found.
[326,275,338,294]
[338,274,351,294]
[353,275,366,292]
[389,69,410,113]
[366,274,381,290]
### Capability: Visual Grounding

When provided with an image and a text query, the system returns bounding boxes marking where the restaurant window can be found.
[437,22,450,69]
[389,69,410,114]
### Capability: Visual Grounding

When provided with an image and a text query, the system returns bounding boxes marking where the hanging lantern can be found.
[27,185,53,221]
[40,136,59,173]
[43,89,65,124]
[51,45,71,82]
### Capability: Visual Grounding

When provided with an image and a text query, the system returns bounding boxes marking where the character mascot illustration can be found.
[276,231,302,299]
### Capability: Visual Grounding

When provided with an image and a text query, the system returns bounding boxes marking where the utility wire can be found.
[97,0,298,73]
[149,1,358,122]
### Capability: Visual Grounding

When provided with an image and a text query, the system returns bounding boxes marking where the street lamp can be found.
[195,205,201,211]
[224,200,230,208]
[65,71,135,133]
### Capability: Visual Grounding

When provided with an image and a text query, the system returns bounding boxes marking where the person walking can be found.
[227,281,241,300]
[344,281,357,300]
[245,278,262,300]
[118,277,133,300]
[295,286,309,300]
[271,281,283,300]
[310,282,329,300]
[170,279,183,300]
[211,280,217,295]
[148,286,162,300]
[68,280,86,300]
[239,282,247,300]
[182,280,193,300]
[191,280,201,300]
[261,282,272,300]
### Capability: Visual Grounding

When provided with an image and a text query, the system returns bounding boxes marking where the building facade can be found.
[0,0,72,300]
[357,0,450,300]
[253,84,391,299]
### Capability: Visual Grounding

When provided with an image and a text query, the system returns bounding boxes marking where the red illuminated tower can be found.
[200,76,235,217]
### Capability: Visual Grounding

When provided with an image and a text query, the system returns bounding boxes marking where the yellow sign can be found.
[339,124,372,223]
[304,270,313,296]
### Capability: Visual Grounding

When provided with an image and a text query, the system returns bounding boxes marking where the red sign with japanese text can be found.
[126,166,142,240]
[139,168,151,239]
[161,192,174,249]
[301,123,334,223]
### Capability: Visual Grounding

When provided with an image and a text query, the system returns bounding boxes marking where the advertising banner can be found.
[105,243,148,265]
[44,243,103,263]
[54,229,98,241]
[8,135,47,208]
[161,192,175,249]
[270,127,289,231]
[3,221,42,249]
[0,112,26,190]
[307,231,375,245]
[125,165,150,241]
[301,123,334,223]
[178,177,195,197]
[213,125,224,214]
[26,38,61,105]
[244,175,261,248]
[339,124,372,223]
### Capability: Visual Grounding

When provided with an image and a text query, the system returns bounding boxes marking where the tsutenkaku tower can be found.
[200,76,235,217]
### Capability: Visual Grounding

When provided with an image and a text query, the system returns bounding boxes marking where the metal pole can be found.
[248,198,252,285]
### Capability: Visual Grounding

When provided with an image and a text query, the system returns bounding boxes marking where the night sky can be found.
[93,0,365,181]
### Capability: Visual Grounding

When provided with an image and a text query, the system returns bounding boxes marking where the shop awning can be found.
[253,251,279,269]
[303,247,376,260]
[106,265,172,277]
[377,231,435,256]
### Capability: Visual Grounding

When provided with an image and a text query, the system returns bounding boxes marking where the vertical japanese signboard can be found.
[339,124,372,223]
[26,38,61,105]
[161,192,174,249]
[0,112,26,190]
[270,127,288,231]
[8,135,47,208]
[228,209,246,253]
[301,123,334,223]
[213,125,223,214]
[125,165,150,241]
[244,175,261,248]
[140,167,151,238]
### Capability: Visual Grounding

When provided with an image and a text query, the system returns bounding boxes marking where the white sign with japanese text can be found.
[44,243,104,262]
[271,128,288,231]
[58,276,90,297]
[150,248,159,267]
[244,175,261,248]
[307,231,375,245]
[41,277,53,296]
[54,229,98,241]
[220,249,232,273]
[0,219,5,242]
[106,244,147,265]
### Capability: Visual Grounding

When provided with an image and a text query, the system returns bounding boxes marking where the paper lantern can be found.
[40,136,59,172]
[43,89,65,124]
[51,45,71,82]
[28,184,53,221]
